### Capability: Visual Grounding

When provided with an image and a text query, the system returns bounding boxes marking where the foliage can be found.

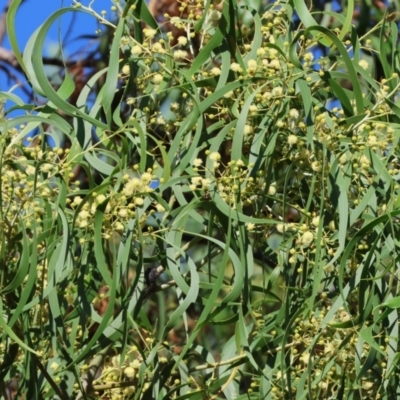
[1,0,400,399]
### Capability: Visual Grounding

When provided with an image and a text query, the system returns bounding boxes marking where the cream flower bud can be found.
[211,67,221,76]
[288,135,298,145]
[311,161,322,172]
[153,74,163,84]
[210,10,221,21]
[247,59,258,74]
[143,28,157,39]
[131,45,142,55]
[301,231,314,247]
[122,65,130,75]
[289,109,299,119]
[272,87,283,96]
[156,203,165,212]
[230,63,241,72]
[209,152,221,161]
[358,59,369,70]
[246,223,255,231]
[312,216,320,227]
[177,36,188,46]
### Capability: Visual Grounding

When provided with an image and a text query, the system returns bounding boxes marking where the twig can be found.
[0,48,18,68]
[191,341,303,372]
[0,0,12,45]
[76,344,112,400]
[92,380,136,391]
[35,357,69,400]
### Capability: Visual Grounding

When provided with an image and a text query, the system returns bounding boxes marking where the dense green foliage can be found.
[1,0,400,398]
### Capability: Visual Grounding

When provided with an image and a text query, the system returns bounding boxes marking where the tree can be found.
[1,0,400,398]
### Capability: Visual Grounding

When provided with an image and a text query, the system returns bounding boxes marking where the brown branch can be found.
[0,47,18,68]
[0,0,13,45]
[76,345,111,400]
[35,357,69,400]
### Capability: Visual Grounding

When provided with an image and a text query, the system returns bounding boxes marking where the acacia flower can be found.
[211,67,221,76]
[289,109,300,119]
[246,223,255,231]
[201,178,211,189]
[174,50,187,60]
[79,220,88,228]
[359,155,370,168]
[40,163,52,173]
[339,153,348,164]
[153,74,163,84]
[170,102,179,111]
[262,91,272,100]
[224,91,234,98]
[177,36,187,46]
[50,362,59,371]
[124,367,136,379]
[118,208,128,218]
[269,59,280,70]
[143,28,157,39]
[230,63,241,72]
[209,152,221,161]
[78,210,89,220]
[73,196,83,206]
[191,176,202,186]
[249,104,258,113]
[141,172,152,183]
[263,11,273,20]
[247,59,258,74]
[268,185,276,195]
[115,222,124,232]
[303,52,314,62]
[311,161,322,172]
[244,125,253,135]
[358,59,369,70]
[123,178,141,196]
[288,134,298,145]
[301,231,314,247]
[268,48,278,58]
[257,48,266,56]
[26,165,35,175]
[367,135,378,145]
[122,65,130,75]
[170,17,182,27]
[131,359,141,368]
[272,87,283,96]
[134,197,144,206]
[96,194,106,204]
[152,42,164,53]
[131,45,142,55]
[156,203,165,212]
[277,223,286,233]
[210,10,221,21]
[312,216,320,227]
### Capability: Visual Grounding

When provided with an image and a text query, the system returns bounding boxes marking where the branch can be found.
[0,47,19,68]
[190,341,303,372]
[76,345,112,400]
[0,0,12,45]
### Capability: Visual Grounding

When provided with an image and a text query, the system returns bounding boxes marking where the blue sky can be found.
[1,0,113,105]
